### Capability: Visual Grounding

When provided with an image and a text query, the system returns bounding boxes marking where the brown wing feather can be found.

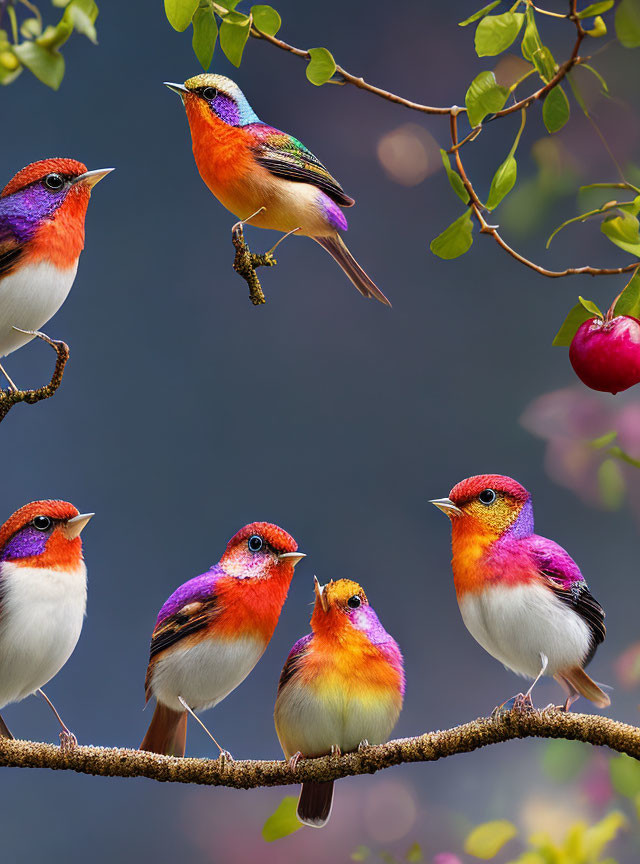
[0,236,24,277]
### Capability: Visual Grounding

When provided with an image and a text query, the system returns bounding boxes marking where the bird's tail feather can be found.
[140,702,187,756]
[297,780,334,828]
[0,711,13,739]
[561,667,611,708]
[314,235,391,307]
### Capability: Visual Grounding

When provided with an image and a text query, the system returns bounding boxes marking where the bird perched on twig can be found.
[431,474,609,711]
[164,74,391,306]
[274,577,404,828]
[0,500,93,747]
[140,522,305,758]
[0,158,112,389]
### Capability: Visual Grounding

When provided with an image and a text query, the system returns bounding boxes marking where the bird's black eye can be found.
[43,173,64,191]
[202,87,217,101]
[479,489,497,505]
[347,595,361,609]
[248,534,263,553]
[32,515,52,531]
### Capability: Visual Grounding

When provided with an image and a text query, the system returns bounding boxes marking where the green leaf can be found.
[580,63,609,94]
[521,9,556,81]
[219,16,250,67]
[486,109,525,209]
[543,85,570,133]
[430,211,474,259]
[164,0,199,32]
[614,270,640,318]
[406,842,423,862]
[262,796,303,841]
[475,12,524,56]
[440,149,470,204]
[601,211,640,256]
[459,1,501,26]
[36,16,74,50]
[591,430,618,448]
[251,5,281,36]
[464,820,517,859]
[599,458,625,509]
[465,70,509,127]
[192,6,217,70]
[542,739,590,781]
[20,17,42,38]
[306,47,336,85]
[67,0,99,44]
[552,302,595,346]
[579,295,604,317]
[583,812,626,858]
[615,0,640,47]
[547,204,619,248]
[13,41,64,89]
[585,15,608,36]
[577,1,614,18]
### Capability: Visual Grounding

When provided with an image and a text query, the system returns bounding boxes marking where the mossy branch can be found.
[0,331,69,423]
[232,221,277,305]
[2,708,639,789]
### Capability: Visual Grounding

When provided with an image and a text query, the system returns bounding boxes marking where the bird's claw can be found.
[59,730,78,752]
[358,739,370,752]
[330,745,342,757]
[288,751,303,773]
[491,693,534,718]
[217,748,234,767]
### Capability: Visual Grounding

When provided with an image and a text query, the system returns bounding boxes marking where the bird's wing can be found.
[147,595,220,661]
[249,124,355,207]
[0,221,24,278]
[277,634,312,693]
[526,534,606,659]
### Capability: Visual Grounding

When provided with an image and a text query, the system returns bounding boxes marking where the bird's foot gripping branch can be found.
[231,221,277,305]
[2,708,640,788]
[0,330,69,423]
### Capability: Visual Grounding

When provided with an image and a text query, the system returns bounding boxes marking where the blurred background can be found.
[1,0,639,860]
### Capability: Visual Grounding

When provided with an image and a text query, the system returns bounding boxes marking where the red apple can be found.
[569,315,640,394]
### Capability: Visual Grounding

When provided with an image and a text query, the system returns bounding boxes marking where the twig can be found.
[1,708,639,788]
[231,221,277,305]
[0,331,69,422]
[247,2,630,281]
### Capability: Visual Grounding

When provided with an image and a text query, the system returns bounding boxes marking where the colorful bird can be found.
[164,74,391,306]
[0,158,112,388]
[0,500,93,746]
[140,521,305,757]
[274,577,404,828]
[431,474,609,711]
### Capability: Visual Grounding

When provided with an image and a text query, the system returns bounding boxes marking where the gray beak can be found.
[430,497,463,517]
[72,168,114,189]
[278,551,306,567]
[164,81,189,98]
[314,575,329,613]
[62,513,94,540]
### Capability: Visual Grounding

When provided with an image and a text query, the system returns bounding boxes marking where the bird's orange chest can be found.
[26,192,88,268]
[185,103,254,196]
[450,519,497,598]
[211,571,291,643]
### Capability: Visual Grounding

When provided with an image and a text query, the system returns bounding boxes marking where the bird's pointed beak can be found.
[278,551,306,567]
[62,513,94,540]
[430,497,463,518]
[72,168,114,189]
[314,576,329,613]
[164,81,189,99]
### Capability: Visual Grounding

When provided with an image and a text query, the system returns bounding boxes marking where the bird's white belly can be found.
[150,636,266,713]
[0,562,87,707]
[458,582,591,679]
[275,681,399,759]
[0,260,78,357]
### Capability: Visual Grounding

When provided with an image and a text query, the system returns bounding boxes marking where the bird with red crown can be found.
[140,521,305,758]
[0,158,112,388]
[432,474,609,712]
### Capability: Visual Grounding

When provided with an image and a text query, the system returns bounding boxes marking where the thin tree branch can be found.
[246,2,633,282]
[1,709,639,788]
[0,331,69,423]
